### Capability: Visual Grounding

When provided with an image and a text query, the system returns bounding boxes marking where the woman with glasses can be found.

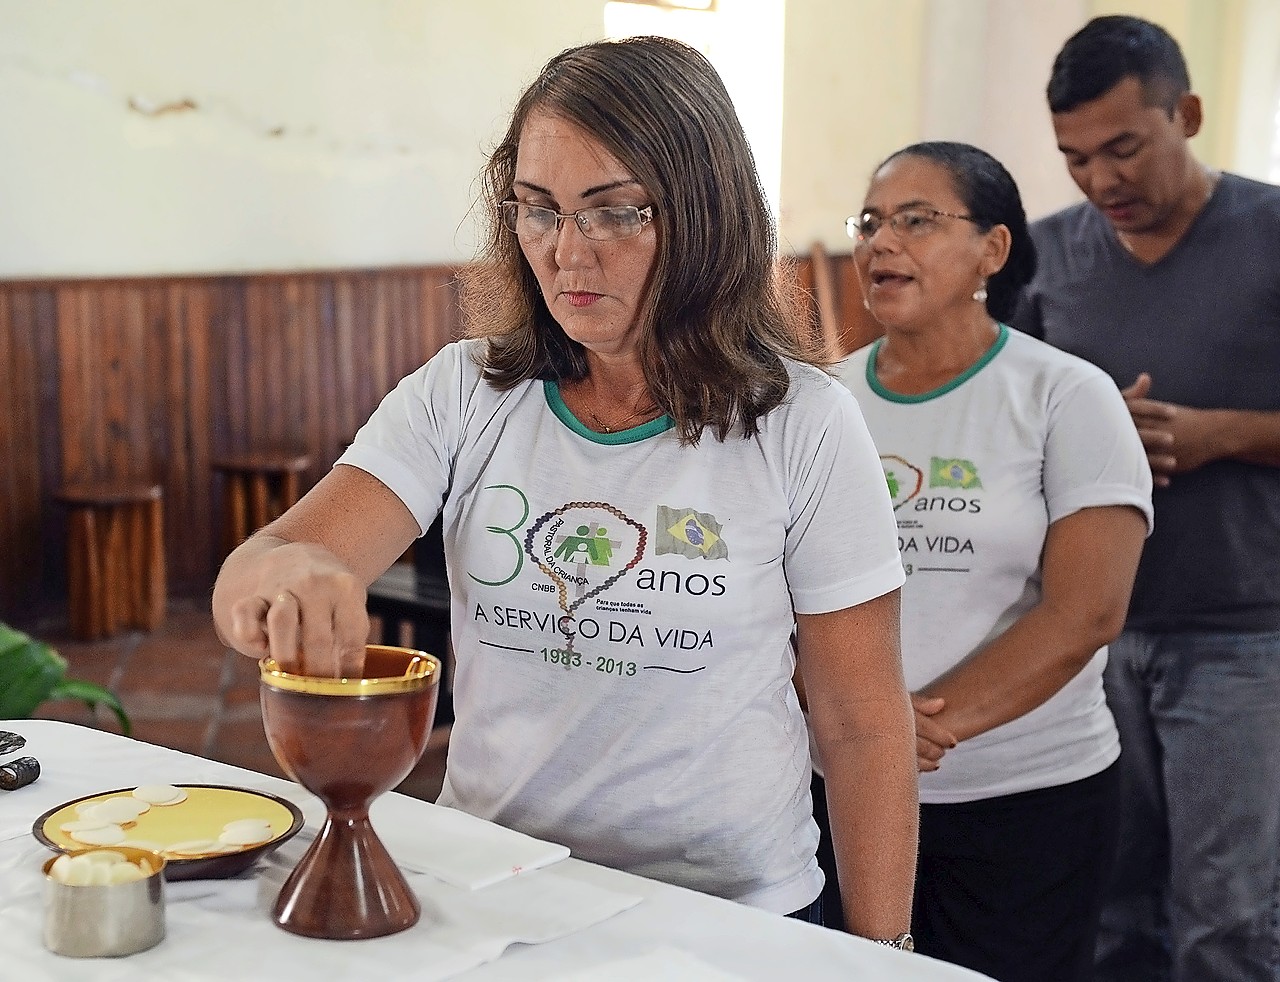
[213,36,917,939]
[817,140,1153,980]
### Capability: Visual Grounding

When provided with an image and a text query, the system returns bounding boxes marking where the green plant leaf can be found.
[47,678,132,737]
[0,625,66,718]
[0,622,131,736]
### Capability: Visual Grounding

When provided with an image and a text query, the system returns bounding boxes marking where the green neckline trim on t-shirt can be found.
[543,380,674,445]
[864,323,1010,404]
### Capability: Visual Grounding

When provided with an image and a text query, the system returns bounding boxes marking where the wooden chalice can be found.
[260,644,440,940]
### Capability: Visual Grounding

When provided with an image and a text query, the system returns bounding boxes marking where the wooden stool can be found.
[52,482,166,641]
[212,451,312,555]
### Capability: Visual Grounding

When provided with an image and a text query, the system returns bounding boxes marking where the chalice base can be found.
[273,810,420,940]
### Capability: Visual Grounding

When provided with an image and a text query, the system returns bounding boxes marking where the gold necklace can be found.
[585,405,658,433]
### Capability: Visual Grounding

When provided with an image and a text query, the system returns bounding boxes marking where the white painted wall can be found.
[1,0,1273,277]
[918,0,1086,221]
[0,0,601,278]
[777,0,929,255]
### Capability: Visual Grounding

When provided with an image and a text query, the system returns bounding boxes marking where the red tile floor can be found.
[25,598,450,801]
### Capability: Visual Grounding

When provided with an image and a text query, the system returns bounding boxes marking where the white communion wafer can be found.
[49,855,76,884]
[51,854,97,885]
[165,839,220,856]
[60,818,112,834]
[69,824,126,846]
[81,849,129,865]
[219,819,274,846]
[88,797,150,823]
[133,784,187,805]
[50,850,153,885]
[64,856,95,885]
[107,862,145,884]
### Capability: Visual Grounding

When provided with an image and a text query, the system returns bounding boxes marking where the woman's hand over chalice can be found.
[224,540,369,678]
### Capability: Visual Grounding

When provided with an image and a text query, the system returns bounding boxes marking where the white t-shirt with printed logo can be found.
[339,339,904,912]
[836,325,1153,804]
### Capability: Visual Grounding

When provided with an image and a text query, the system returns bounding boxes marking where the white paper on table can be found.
[553,946,750,981]
[368,794,572,890]
[0,822,34,844]
[0,831,642,982]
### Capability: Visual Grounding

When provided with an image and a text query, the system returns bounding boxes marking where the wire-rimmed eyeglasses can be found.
[499,201,654,242]
[846,206,979,245]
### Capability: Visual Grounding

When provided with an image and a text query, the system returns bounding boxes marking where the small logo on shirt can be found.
[882,455,924,510]
[930,457,983,490]
[655,505,729,560]
[526,503,647,610]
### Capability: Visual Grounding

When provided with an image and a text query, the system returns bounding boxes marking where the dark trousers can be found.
[914,763,1121,982]
[814,763,1120,978]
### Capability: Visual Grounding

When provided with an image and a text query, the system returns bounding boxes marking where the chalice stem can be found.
[273,808,420,940]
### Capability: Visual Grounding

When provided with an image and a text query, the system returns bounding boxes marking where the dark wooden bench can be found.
[367,516,453,726]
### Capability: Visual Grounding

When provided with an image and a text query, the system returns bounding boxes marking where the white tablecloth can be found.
[0,719,992,980]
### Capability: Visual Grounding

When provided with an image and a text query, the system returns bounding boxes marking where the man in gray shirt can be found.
[1013,15,1280,982]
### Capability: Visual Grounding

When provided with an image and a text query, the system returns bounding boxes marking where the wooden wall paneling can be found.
[835,253,883,356]
[336,275,369,440]
[119,283,155,483]
[33,287,64,611]
[346,273,371,418]
[165,281,215,591]
[318,277,348,470]
[368,273,393,414]
[283,276,311,456]
[221,280,250,458]
[277,279,298,450]
[0,264,519,623]
[0,290,16,606]
[242,279,272,456]
[214,278,263,573]
[330,276,358,450]
[294,276,325,484]
[388,271,411,388]
[414,270,435,366]
[405,271,429,374]
[0,288,46,611]
[55,286,92,484]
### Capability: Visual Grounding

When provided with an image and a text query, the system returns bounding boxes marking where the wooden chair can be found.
[212,451,312,556]
[367,516,453,726]
[52,482,166,640]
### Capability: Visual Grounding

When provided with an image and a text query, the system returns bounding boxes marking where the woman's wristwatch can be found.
[872,933,915,951]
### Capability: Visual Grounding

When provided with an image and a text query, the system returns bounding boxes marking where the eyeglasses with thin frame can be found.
[500,201,654,242]
[846,206,980,245]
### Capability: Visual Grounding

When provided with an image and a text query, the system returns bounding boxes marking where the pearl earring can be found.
[972,281,988,303]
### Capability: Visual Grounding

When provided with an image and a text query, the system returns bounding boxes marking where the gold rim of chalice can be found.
[259,645,440,696]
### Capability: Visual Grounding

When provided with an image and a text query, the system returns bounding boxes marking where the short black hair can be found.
[1047,15,1190,115]
[875,142,1036,323]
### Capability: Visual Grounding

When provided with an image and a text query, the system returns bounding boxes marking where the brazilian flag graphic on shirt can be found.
[930,457,982,489]
[655,505,729,560]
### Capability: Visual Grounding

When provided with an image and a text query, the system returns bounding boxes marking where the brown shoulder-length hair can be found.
[460,35,820,443]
